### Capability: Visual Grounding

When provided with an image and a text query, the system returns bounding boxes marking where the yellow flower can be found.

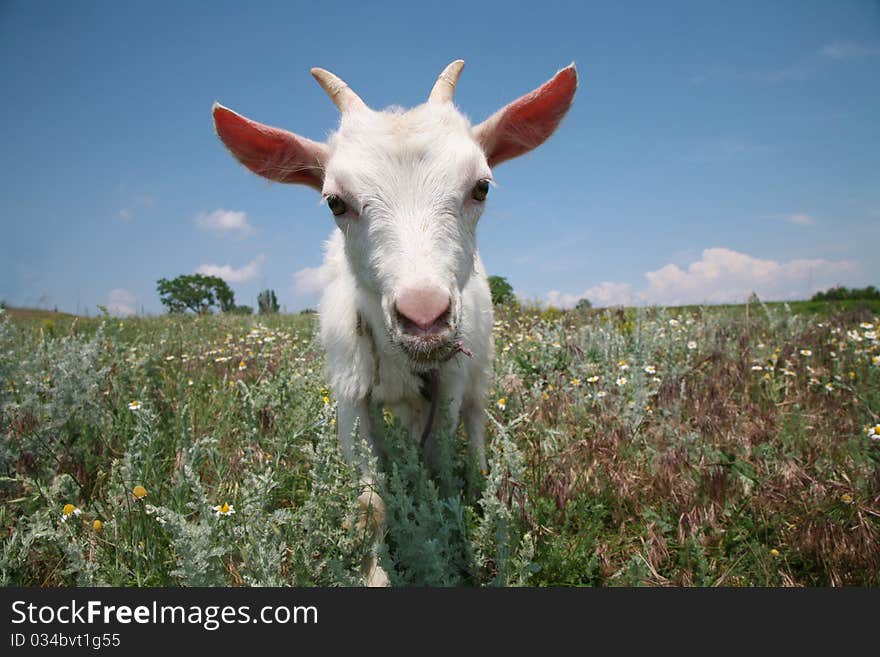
[238,359,247,371]
[571,378,581,386]
[322,395,331,405]
[212,502,235,517]
[92,519,104,532]
[132,485,147,500]
[128,400,142,411]
[770,548,780,558]
[496,398,507,410]
[61,503,81,522]
[841,493,853,504]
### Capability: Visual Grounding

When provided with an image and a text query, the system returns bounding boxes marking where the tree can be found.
[156,274,236,314]
[258,288,280,314]
[575,298,592,311]
[811,285,880,302]
[488,275,515,306]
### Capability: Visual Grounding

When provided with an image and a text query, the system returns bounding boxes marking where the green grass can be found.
[1,301,878,586]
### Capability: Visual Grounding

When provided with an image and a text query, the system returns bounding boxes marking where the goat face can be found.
[213,60,577,367]
[322,103,490,365]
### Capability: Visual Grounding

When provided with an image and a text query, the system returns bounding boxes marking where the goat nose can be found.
[395,287,451,332]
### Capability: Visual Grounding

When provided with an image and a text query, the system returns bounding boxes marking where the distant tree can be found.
[488,275,515,306]
[575,298,592,311]
[230,305,253,315]
[156,274,236,314]
[258,288,280,315]
[811,285,880,302]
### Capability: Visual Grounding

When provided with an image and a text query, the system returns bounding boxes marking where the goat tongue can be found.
[455,341,474,358]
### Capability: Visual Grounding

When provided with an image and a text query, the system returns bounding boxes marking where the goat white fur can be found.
[213,60,577,585]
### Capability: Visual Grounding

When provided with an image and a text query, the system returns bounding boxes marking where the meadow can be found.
[1,300,878,587]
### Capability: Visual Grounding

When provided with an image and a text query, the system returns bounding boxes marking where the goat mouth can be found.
[392,321,460,365]
[396,333,458,364]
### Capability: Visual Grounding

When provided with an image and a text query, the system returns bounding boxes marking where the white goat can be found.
[213,60,577,585]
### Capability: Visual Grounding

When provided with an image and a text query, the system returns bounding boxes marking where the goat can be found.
[213,60,577,585]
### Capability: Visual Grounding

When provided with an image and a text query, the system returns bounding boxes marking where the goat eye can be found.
[326,194,348,216]
[472,179,490,202]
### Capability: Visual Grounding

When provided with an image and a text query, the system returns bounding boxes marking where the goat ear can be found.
[213,103,328,191]
[473,64,578,168]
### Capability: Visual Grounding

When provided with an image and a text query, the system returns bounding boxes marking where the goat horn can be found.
[428,60,465,104]
[310,67,368,113]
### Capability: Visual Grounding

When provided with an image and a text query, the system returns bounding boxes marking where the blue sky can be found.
[1,0,878,315]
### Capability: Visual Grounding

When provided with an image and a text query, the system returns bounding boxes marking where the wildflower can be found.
[187,379,194,386]
[841,493,853,505]
[824,382,834,392]
[164,355,176,361]
[595,390,607,398]
[322,396,331,405]
[587,375,600,383]
[496,398,507,410]
[643,365,656,375]
[799,349,812,357]
[651,376,662,384]
[128,400,142,411]
[212,502,235,517]
[61,504,82,522]
[616,376,628,386]
[860,322,874,330]
[132,485,147,500]
[552,341,561,349]
[866,425,880,440]
[570,378,581,387]
[238,359,247,371]
[92,519,103,532]
[687,341,697,350]
[865,331,877,340]
[617,360,629,371]
[872,355,880,366]
[769,549,780,558]
[668,319,680,327]
[751,365,764,371]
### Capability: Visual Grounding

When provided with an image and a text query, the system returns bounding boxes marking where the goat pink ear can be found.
[212,103,328,190]
[473,64,578,168]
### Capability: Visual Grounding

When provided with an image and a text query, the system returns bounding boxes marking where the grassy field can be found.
[1,300,878,586]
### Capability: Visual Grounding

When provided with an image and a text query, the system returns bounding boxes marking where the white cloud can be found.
[547,247,857,308]
[195,209,253,236]
[292,266,327,295]
[784,213,817,226]
[117,195,155,222]
[548,282,634,309]
[197,254,266,284]
[820,41,878,61]
[107,288,137,316]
